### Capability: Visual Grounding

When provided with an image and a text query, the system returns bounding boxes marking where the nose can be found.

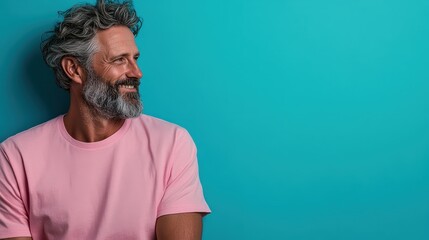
[127,61,143,79]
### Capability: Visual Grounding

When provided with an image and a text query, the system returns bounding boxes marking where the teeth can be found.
[120,85,135,89]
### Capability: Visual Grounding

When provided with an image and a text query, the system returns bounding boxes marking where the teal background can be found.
[1,0,429,239]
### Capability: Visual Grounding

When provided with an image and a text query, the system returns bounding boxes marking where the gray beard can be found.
[82,69,143,119]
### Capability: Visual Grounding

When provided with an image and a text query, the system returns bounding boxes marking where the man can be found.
[0,0,210,239]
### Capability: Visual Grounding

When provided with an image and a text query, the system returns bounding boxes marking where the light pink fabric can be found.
[0,115,210,239]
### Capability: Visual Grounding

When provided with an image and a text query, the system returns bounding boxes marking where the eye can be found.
[113,57,126,64]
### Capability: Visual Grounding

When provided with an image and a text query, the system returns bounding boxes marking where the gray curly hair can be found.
[41,0,142,90]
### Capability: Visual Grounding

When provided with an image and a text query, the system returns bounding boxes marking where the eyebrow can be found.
[110,52,140,60]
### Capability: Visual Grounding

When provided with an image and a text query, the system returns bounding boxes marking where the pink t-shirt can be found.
[0,115,210,239]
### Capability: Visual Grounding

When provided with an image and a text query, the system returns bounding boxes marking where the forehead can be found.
[94,25,138,56]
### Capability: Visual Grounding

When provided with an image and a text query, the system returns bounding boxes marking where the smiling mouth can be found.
[118,84,138,93]
[119,84,136,89]
[115,78,140,93]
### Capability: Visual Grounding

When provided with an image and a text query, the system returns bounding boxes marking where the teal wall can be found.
[1,0,429,239]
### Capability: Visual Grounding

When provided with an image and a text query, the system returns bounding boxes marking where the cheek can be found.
[100,66,127,82]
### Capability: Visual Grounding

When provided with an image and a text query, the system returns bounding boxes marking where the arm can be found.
[1,238,32,240]
[156,213,203,240]
[0,145,31,239]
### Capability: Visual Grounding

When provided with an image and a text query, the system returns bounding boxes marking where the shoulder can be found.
[131,114,190,137]
[1,116,61,152]
[129,114,195,150]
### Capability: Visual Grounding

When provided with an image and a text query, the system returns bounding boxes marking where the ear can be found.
[61,56,86,85]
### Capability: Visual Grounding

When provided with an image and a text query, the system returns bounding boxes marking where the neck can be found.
[64,93,125,142]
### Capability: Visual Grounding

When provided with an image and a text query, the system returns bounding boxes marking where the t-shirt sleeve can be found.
[157,129,211,218]
[0,143,32,238]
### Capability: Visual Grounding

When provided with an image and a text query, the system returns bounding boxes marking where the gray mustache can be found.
[115,78,140,88]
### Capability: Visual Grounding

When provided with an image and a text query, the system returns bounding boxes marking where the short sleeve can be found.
[157,129,211,217]
[0,144,31,238]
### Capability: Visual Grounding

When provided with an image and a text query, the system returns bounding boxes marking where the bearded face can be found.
[82,67,143,119]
